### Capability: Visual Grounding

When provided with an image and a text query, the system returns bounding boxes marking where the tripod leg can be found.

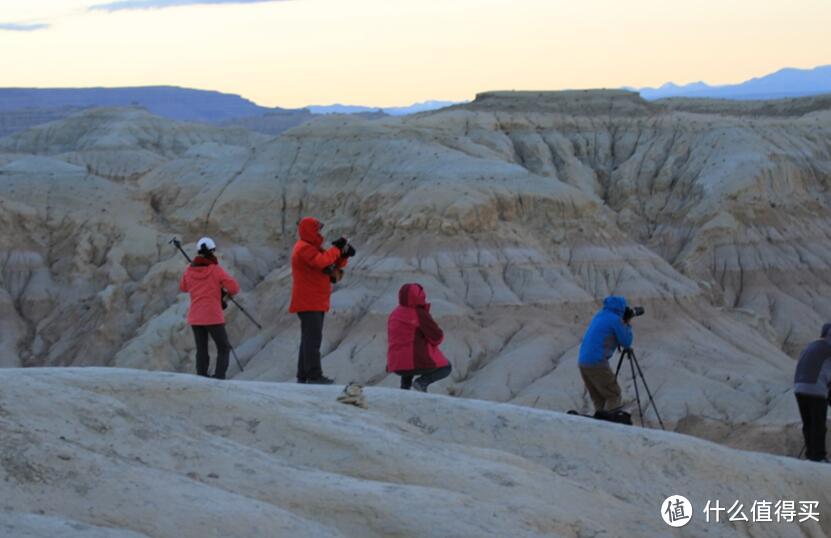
[630,351,666,430]
[628,351,644,426]
[230,345,245,373]
[614,350,625,379]
[228,296,263,329]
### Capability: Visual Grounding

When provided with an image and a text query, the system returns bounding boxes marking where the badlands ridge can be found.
[0,90,829,457]
[0,368,829,537]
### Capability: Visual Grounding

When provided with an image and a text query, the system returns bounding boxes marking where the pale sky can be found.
[1,0,829,108]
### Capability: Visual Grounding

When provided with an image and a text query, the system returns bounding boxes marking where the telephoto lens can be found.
[623,306,645,322]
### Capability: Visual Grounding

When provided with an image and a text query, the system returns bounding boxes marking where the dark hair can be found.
[822,323,831,338]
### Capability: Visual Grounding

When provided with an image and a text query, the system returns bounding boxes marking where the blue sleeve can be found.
[613,319,633,349]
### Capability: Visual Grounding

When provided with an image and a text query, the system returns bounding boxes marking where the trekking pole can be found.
[169,238,263,329]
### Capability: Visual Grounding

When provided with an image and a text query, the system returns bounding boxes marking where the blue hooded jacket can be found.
[578,296,634,366]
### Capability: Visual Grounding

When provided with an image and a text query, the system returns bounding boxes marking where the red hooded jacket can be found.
[387,283,449,373]
[179,256,240,326]
[289,217,348,313]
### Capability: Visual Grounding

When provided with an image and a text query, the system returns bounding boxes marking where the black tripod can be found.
[614,348,665,430]
[170,237,263,373]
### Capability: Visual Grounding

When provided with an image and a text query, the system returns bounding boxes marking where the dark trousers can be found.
[400,365,452,389]
[192,324,231,379]
[297,312,325,381]
[796,393,828,462]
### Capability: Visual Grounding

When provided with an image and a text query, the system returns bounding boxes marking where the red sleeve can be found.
[416,308,444,346]
[217,266,240,296]
[179,270,188,293]
[298,244,342,270]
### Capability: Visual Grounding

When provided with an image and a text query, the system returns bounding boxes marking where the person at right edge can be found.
[794,323,831,463]
[578,296,634,417]
[387,283,452,392]
[289,217,352,384]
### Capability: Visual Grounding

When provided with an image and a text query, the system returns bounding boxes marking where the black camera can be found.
[623,306,645,322]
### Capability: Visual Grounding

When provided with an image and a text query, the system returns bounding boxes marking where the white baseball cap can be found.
[197,236,216,253]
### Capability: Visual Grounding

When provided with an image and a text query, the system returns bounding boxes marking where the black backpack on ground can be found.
[594,409,633,425]
[567,409,633,426]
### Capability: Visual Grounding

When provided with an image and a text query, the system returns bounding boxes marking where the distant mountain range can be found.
[307,100,460,116]
[636,64,831,100]
[0,86,458,123]
[0,86,274,123]
[0,87,459,138]
[1,64,829,138]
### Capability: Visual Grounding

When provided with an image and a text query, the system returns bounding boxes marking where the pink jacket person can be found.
[179,256,240,326]
[387,283,449,373]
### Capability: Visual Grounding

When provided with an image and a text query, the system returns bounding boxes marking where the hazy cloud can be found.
[90,0,287,12]
[0,22,50,32]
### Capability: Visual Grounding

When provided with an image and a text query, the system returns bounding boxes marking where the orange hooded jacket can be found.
[288,217,347,313]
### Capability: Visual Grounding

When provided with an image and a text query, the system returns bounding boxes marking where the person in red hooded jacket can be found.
[179,237,240,379]
[387,283,452,392]
[289,217,353,384]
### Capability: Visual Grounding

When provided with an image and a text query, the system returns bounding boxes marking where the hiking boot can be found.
[306,376,334,385]
[296,378,307,384]
[412,380,427,393]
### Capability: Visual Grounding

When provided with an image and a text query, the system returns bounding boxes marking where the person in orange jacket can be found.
[289,217,354,384]
[179,237,240,379]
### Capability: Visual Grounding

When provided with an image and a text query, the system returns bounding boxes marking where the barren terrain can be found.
[1,90,829,455]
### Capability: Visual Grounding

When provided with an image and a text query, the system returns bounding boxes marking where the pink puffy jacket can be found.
[387,283,449,373]
[179,256,240,326]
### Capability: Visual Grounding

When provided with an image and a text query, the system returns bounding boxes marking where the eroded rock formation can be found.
[1,91,829,455]
[0,369,828,537]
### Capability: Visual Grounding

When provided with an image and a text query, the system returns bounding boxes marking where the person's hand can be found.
[341,244,356,258]
[332,237,348,251]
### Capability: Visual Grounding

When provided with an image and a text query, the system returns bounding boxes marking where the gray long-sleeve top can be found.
[794,326,831,398]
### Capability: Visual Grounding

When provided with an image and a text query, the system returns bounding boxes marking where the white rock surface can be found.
[0,93,829,456]
[0,368,828,537]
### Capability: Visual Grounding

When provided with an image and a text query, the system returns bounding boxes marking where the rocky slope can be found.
[0,368,828,538]
[0,106,86,139]
[0,92,829,456]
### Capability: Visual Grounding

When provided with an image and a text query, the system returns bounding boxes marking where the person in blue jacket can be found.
[578,296,634,415]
